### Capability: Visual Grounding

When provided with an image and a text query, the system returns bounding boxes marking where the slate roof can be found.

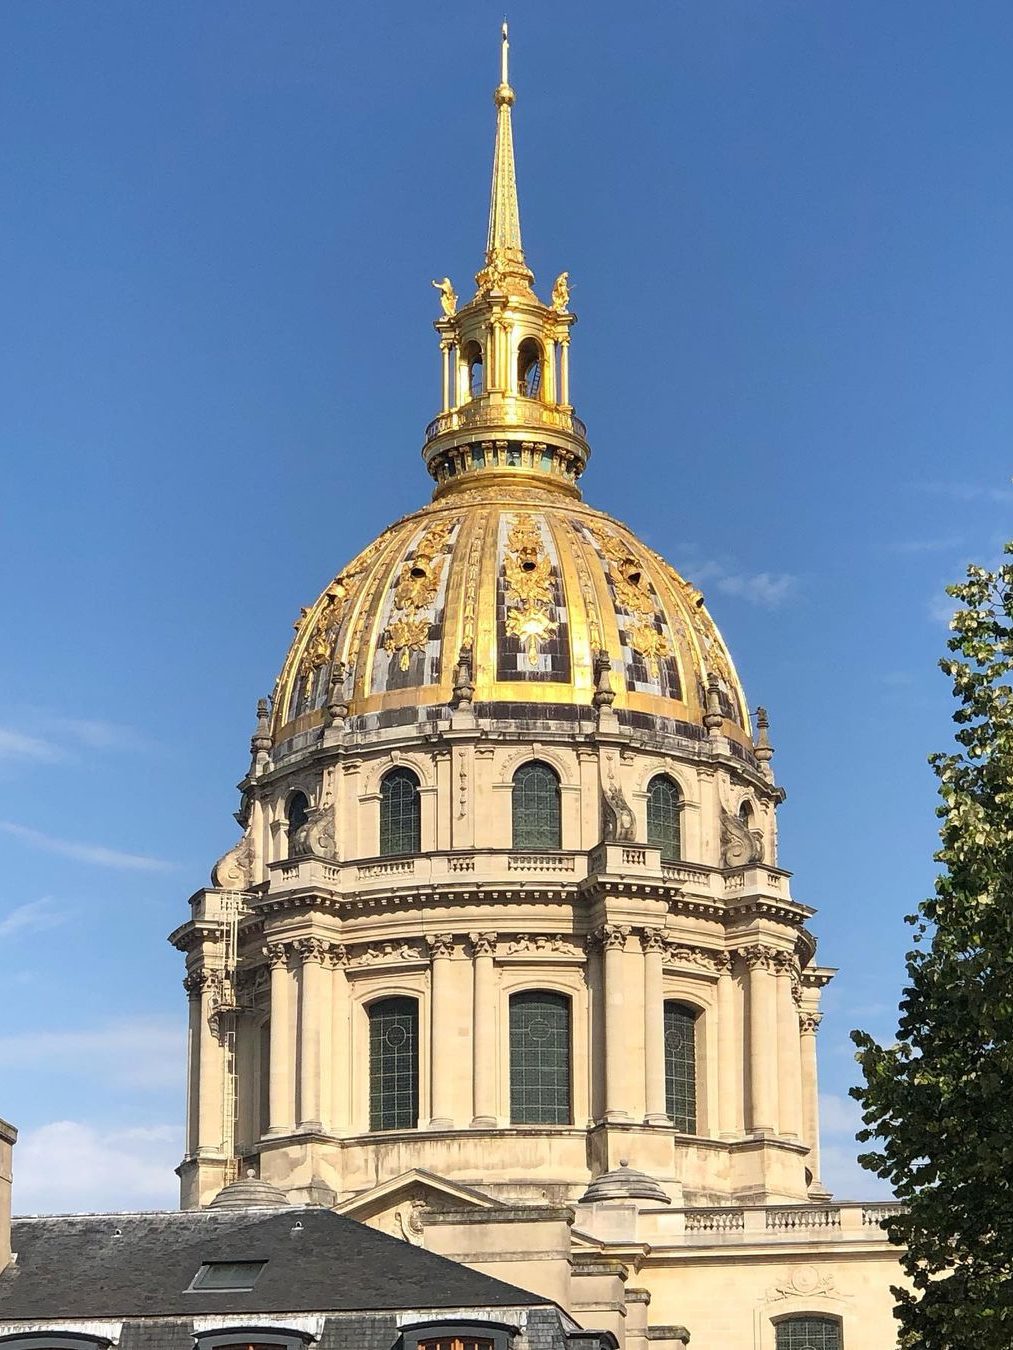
[0,1207,548,1321]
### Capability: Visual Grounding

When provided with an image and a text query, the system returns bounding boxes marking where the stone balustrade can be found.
[675,1202,901,1245]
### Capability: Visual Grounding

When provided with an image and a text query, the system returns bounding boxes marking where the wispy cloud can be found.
[0,897,64,941]
[41,715,149,753]
[688,560,799,609]
[13,1120,181,1214]
[917,480,1013,504]
[0,1018,184,1092]
[819,1092,894,1200]
[0,822,172,872]
[0,728,64,763]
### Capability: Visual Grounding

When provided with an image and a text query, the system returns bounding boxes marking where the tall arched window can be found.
[286,791,309,853]
[775,1317,842,1350]
[368,996,419,1131]
[647,774,682,860]
[509,990,571,1124]
[512,761,561,850]
[517,337,543,397]
[664,1001,698,1132]
[462,341,484,399]
[380,767,421,856]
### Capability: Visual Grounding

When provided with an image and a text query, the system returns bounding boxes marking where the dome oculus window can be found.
[646,774,682,861]
[511,761,561,851]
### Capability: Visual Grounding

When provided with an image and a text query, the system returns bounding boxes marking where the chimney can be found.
[0,1118,16,1273]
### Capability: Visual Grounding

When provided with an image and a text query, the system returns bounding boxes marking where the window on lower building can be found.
[188,1260,267,1292]
[368,995,419,1130]
[420,1340,494,1350]
[194,1330,313,1350]
[511,761,561,850]
[663,1001,697,1132]
[509,989,571,1124]
[380,766,421,856]
[775,1316,842,1350]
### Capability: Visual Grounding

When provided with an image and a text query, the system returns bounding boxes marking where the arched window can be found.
[517,337,543,398]
[647,775,682,860]
[286,791,309,852]
[380,767,421,856]
[738,799,753,828]
[462,341,484,399]
[509,991,571,1124]
[368,996,419,1131]
[775,1317,842,1350]
[664,1001,698,1132]
[512,761,561,850]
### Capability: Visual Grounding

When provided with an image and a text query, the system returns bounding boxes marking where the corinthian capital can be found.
[183,969,213,996]
[295,937,329,965]
[599,923,630,952]
[799,1011,823,1034]
[426,933,455,960]
[640,928,667,955]
[738,943,780,973]
[469,931,498,958]
[263,942,289,970]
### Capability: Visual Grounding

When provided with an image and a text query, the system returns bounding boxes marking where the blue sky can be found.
[1,1,1011,1212]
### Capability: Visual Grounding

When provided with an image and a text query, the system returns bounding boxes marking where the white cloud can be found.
[820,1143,894,1201]
[0,822,172,872]
[685,559,798,609]
[0,728,63,763]
[12,1120,181,1214]
[917,480,1013,504]
[41,715,149,753]
[0,898,64,941]
[0,1018,185,1092]
[820,1091,863,1136]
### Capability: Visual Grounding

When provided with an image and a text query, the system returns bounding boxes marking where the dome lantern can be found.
[424,24,589,498]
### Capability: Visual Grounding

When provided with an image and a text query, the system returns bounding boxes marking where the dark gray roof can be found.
[0,1208,548,1321]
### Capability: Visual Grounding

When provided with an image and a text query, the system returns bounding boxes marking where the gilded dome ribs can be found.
[381,517,457,675]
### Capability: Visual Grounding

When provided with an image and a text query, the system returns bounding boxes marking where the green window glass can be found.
[368,996,418,1131]
[512,761,561,850]
[664,1001,697,1131]
[380,767,421,856]
[775,1318,842,1350]
[509,990,571,1124]
[647,775,682,860]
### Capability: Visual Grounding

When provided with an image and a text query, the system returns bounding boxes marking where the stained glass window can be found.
[510,990,571,1124]
[368,997,418,1131]
[647,775,682,860]
[380,767,421,857]
[775,1318,842,1350]
[512,761,561,850]
[664,1001,697,1132]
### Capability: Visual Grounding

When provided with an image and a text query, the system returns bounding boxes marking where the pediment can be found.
[336,1169,503,1244]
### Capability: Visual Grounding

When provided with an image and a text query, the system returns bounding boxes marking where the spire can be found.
[479,22,533,295]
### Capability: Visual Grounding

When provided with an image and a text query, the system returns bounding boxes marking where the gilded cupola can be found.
[269,27,752,760]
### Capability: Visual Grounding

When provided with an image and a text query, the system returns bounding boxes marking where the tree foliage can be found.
[852,542,1013,1349]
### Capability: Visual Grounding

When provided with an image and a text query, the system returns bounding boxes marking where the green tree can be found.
[852,542,1013,1349]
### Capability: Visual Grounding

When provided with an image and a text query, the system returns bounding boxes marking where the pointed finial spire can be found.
[478,19,533,295]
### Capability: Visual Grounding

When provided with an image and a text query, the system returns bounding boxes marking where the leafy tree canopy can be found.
[852,542,1013,1349]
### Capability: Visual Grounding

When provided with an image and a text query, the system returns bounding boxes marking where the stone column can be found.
[642,930,668,1123]
[329,947,350,1133]
[184,975,202,1154]
[601,924,631,1122]
[297,939,326,1132]
[197,971,224,1153]
[559,335,571,404]
[470,933,498,1126]
[775,957,804,1140]
[716,953,740,1138]
[428,934,455,1128]
[800,1011,823,1181]
[266,943,295,1135]
[743,945,777,1134]
[440,340,451,412]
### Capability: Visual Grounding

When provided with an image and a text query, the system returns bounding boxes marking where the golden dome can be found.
[271,478,750,753]
[270,28,750,757]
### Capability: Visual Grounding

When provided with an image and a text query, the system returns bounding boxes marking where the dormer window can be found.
[188,1259,266,1292]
